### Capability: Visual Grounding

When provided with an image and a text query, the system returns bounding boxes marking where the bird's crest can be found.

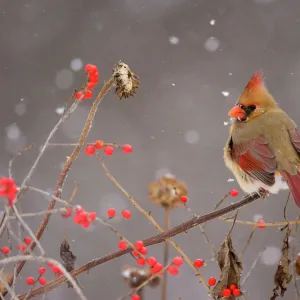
[245,72,264,91]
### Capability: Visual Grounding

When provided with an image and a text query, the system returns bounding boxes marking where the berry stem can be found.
[161,207,170,300]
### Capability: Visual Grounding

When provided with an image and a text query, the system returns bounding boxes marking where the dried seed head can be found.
[112,61,140,99]
[295,253,300,276]
[148,175,188,209]
[121,266,160,288]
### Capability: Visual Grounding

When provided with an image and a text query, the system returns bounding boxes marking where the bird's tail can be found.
[280,171,300,208]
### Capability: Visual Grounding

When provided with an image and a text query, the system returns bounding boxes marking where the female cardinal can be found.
[224,72,300,207]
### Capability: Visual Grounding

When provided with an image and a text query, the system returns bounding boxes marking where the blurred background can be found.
[1,0,300,299]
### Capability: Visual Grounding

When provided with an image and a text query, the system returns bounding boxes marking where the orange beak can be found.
[228,105,246,119]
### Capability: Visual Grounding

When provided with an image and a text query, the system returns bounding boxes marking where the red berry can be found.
[180,195,188,203]
[89,74,99,84]
[84,90,93,99]
[1,247,10,255]
[147,257,157,267]
[131,295,140,300]
[122,209,131,219]
[26,277,35,285]
[137,257,146,266]
[122,144,132,154]
[39,277,47,285]
[85,145,96,156]
[84,64,98,74]
[168,265,179,276]
[257,219,265,229]
[89,212,97,221]
[87,82,95,90]
[104,146,114,156]
[229,284,237,291]
[47,262,54,268]
[39,267,46,275]
[172,256,183,267]
[135,240,144,251]
[24,237,32,245]
[132,250,139,257]
[208,277,216,286]
[152,263,163,274]
[61,207,72,218]
[74,205,85,214]
[230,189,239,197]
[81,220,90,228]
[193,259,204,268]
[75,91,83,100]
[107,208,116,218]
[18,244,26,252]
[118,240,127,250]
[139,247,147,255]
[233,288,241,296]
[94,140,104,149]
[52,266,61,274]
[222,288,232,297]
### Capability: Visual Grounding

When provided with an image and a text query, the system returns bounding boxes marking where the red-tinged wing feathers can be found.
[230,136,277,186]
[280,171,300,207]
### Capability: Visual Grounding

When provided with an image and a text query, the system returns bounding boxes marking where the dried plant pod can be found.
[148,175,188,209]
[0,272,11,296]
[60,239,77,288]
[295,253,300,276]
[270,227,292,300]
[212,234,243,299]
[121,266,160,289]
[112,61,140,99]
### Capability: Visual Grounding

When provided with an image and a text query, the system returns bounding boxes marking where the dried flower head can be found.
[121,266,160,288]
[112,61,140,99]
[148,175,188,209]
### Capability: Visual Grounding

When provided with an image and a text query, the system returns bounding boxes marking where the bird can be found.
[224,72,300,207]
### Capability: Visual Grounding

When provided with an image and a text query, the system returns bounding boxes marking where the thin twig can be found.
[3,256,87,300]
[96,154,210,291]
[18,192,263,299]
[3,79,114,296]
[240,226,256,258]
[161,208,170,300]
[8,145,33,178]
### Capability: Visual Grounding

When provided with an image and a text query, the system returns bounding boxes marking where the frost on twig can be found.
[112,61,140,99]
[270,227,292,300]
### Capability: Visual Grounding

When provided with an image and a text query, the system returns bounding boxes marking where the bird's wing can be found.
[230,136,277,186]
[288,128,300,153]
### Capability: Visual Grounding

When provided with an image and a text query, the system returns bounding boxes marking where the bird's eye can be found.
[247,105,256,111]
[245,105,256,116]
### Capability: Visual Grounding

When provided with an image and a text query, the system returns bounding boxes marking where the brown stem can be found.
[17,192,261,299]
[161,208,170,300]
[4,78,114,297]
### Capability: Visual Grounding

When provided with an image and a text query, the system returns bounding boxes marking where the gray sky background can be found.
[1,0,300,299]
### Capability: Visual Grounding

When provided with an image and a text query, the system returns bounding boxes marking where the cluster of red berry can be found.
[85,140,133,157]
[1,236,33,255]
[26,263,64,286]
[75,64,99,101]
[107,208,131,219]
[221,284,241,297]
[0,177,18,206]
[73,206,97,228]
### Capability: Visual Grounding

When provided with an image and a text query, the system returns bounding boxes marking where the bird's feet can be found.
[258,188,269,199]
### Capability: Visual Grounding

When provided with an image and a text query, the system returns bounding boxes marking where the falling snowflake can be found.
[223,121,229,126]
[55,107,65,115]
[204,37,220,52]
[55,69,73,90]
[227,178,235,182]
[185,130,200,144]
[70,58,83,72]
[261,246,281,266]
[222,91,230,97]
[209,19,216,25]
[169,36,179,45]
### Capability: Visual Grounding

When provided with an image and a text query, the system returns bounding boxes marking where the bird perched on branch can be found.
[224,72,300,207]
